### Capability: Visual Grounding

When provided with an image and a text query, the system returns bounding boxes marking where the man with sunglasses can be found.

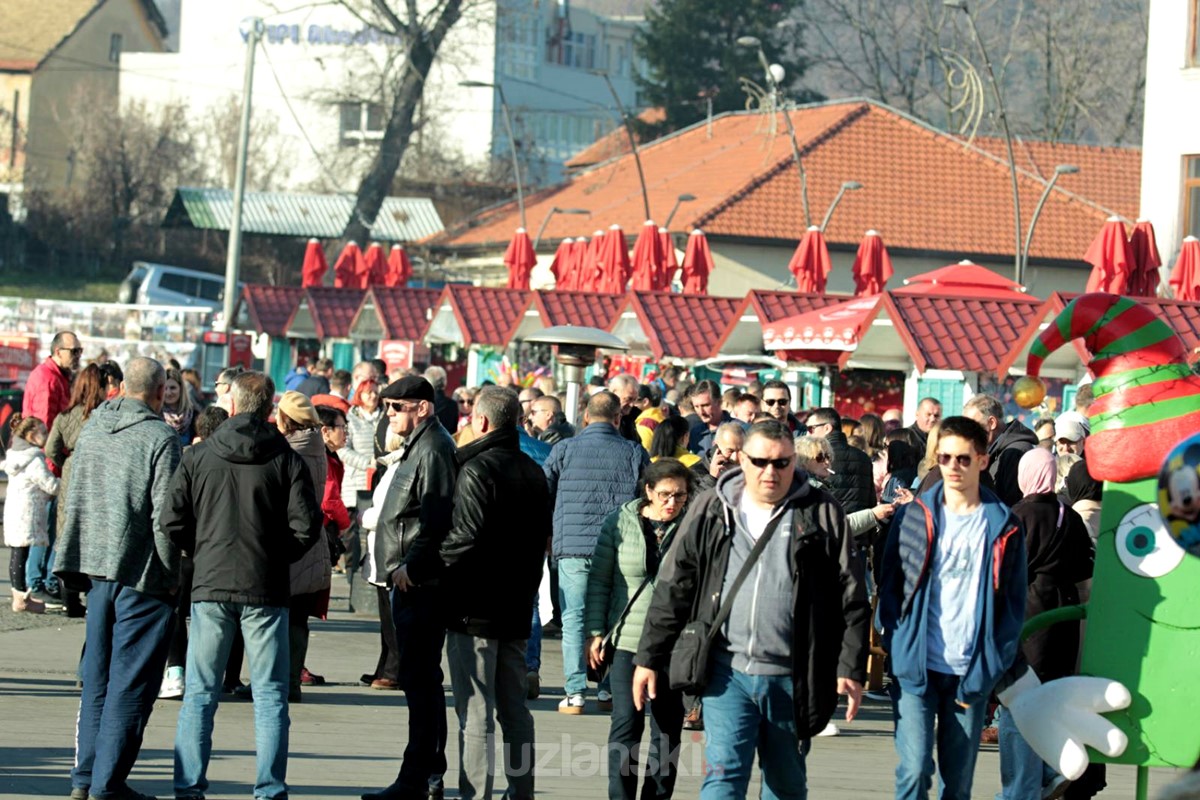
[24,330,80,430]
[805,407,876,519]
[878,416,1027,800]
[761,380,804,434]
[633,419,869,799]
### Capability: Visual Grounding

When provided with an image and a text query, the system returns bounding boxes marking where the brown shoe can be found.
[980,726,999,744]
[371,678,400,690]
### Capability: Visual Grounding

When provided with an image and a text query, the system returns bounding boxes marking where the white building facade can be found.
[1139,0,1200,268]
[121,0,642,193]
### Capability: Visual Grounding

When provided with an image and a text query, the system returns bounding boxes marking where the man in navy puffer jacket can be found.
[543,391,648,714]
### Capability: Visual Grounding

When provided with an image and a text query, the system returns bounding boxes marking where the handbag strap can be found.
[601,573,656,647]
[705,510,786,647]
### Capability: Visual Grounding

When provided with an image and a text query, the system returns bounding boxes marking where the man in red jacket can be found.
[24,330,80,429]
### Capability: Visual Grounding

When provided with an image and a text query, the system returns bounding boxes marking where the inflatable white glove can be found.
[998,669,1131,780]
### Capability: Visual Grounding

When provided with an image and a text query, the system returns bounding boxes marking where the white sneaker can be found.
[596,689,613,711]
[817,721,840,737]
[158,666,185,699]
[558,694,585,715]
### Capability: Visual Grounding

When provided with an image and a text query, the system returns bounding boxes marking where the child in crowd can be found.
[3,414,61,613]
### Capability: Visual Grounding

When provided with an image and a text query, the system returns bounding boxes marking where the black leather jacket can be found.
[537,417,575,445]
[439,426,552,639]
[824,430,877,518]
[373,416,458,586]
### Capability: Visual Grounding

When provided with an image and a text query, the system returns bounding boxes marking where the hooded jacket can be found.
[634,467,870,738]
[158,413,321,606]
[54,397,182,597]
[1,438,59,548]
[877,482,1027,706]
[438,426,551,639]
[286,427,330,597]
[988,420,1039,506]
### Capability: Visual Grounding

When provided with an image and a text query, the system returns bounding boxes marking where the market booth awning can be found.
[349,287,442,341]
[714,290,851,358]
[286,288,367,340]
[424,285,539,347]
[762,296,884,368]
[612,292,743,361]
[236,285,306,337]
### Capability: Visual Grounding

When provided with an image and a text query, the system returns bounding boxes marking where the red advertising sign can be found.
[229,334,253,369]
[379,340,415,373]
[0,335,41,385]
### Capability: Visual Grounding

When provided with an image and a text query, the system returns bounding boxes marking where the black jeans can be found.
[608,650,684,800]
[166,558,194,669]
[389,585,448,793]
[374,585,401,682]
[8,546,29,592]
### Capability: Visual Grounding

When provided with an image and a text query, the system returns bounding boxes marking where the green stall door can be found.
[916,376,966,412]
[332,342,356,372]
[268,339,293,389]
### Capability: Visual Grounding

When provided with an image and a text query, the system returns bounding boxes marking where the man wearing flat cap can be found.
[363,375,459,800]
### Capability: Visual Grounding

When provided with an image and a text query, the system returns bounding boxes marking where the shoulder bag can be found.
[588,573,655,684]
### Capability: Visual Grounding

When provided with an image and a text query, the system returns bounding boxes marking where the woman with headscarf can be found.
[997,447,1095,800]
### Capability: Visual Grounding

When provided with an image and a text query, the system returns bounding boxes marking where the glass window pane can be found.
[1188,156,1200,179]
[340,103,361,134]
[1188,186,1200,237]
[367,103,386,131]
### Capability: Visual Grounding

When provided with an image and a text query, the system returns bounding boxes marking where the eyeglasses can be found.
[385,400,419,413]
[763,398,788,407]
[806,422,830,433]
[812,453,828,463]
[457,398,473,406]
[58,347,83,356]
[936,452,974,468]
[744,455,794,470]
[654,490,688,502]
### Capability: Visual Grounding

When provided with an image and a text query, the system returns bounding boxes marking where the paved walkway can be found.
[0,555,1183,799]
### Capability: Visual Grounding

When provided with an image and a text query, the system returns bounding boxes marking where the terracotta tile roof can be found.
[305,287,367,340]
[884,292,1044,375]
[240,285,305,337]
[438,285,534,347]
[436,100,1140,267]
[532,290,627,330]
[361,287,442,340]
[631,293,744,360]
[971,137,1141,220]
[565,107,667,170]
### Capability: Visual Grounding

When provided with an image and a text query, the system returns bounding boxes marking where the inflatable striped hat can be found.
[1024,293,1200,483]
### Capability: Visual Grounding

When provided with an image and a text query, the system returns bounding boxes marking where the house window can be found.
[1185,156,1200,238]
[339,102,385,147]
[109,33,123,63]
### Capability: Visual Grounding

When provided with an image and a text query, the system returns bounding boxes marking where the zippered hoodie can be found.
[877,482,1028,706]
[54,397,182,597]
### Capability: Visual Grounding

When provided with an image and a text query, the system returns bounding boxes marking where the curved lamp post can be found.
[461,79,526,230]
[1021,164,1079,281]
[533,207,590,249]
[736,35,812,228]
[525,325,629,427]
[589,70,652,221]
[820,181,863,231]
[664,193,697,229]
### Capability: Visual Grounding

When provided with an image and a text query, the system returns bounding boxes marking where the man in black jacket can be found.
[806,407,876,518]
[364,376,459,800]
[964,393,1039,507]
[295,357,333,397]
[161,370,322,800]
[632,420,869,797]
[529,395,574,444]
[440,386,550,800]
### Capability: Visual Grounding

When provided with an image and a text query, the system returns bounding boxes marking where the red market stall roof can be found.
[532,290,628,330]
[763,296,886,368]
[349,287,442,341]
[287,287,367,340]
[998,292,1200,377]
[425,285,538,348]
[238,285,306,337]
[613,292,744,361]
[715,290,851,356]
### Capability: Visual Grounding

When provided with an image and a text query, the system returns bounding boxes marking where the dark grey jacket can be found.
[54,397,182,597]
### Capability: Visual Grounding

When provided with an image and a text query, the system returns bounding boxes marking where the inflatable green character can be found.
[1007,293,1200,797]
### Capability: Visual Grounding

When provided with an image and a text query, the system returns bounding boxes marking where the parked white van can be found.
[118,262,237,309]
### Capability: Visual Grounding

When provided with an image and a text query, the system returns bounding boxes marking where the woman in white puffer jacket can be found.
[3,414,60,612]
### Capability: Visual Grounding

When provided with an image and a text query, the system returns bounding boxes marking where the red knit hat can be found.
[1023,293,1200,483]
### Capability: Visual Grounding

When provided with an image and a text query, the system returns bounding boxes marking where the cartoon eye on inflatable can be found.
[1116,503,1186,578]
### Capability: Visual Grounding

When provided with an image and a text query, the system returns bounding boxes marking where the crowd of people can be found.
[0,334,1114,800]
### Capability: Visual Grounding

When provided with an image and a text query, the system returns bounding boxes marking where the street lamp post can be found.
[591,70,652,221]
[943,0,1023,283]
[461,80,526,230]
[533,206,590,249]
[736,35,812,228]
[1022,164,1079,281]
[820,181,863,231]
[664,193,697,229]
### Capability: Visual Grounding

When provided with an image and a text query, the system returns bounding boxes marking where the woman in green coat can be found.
[585,458,693,800]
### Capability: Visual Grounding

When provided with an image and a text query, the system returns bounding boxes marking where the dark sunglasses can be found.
[936,453,974,468]
[745,455,794,470]
[813,453,828,463]
[59,347,83,355]
[806,422,829,433]
[763,398,788,407]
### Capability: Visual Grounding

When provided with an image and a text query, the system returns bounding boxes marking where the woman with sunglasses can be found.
[584,459,693,800]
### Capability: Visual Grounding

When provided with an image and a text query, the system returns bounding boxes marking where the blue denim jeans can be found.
[174,601,291,800]
[73,579,174,798]
[700,658,812,800]
[557,557,590,696]
[997,706,1058,800]
[525,592,542,673]
[893,671,989,800]
[27,500,56,591]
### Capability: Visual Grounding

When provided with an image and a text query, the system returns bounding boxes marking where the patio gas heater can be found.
[525,326,629,427]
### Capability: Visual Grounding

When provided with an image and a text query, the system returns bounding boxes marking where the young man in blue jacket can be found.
[878,415,1027,800]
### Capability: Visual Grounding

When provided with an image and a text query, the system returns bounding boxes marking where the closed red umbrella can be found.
[1084,216,1134,294]
[504,228,537,290]
[549,238,574,290]
[788,226,833,294]
[851,229,893,296]
[1170,236,1200,301]
[681,229,715,295]
[300,238,328,288]
[658,227,678,290]
[1129,219,1163,297]
[333,241,364,288]
[363,243,388,288]
[597,224,631,294]
[576,232,604,291]
[629,220,664,292]
[386,245,413,288]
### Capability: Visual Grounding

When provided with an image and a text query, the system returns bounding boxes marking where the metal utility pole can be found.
[461,80,526,229]
[221,17,263,333]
